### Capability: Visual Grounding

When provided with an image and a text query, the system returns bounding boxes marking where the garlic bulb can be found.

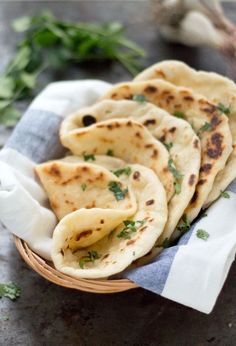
[153,0,236,55]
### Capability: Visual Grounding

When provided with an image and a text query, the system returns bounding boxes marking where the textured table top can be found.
[1,2,236,345]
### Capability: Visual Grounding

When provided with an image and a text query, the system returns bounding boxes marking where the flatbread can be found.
[135,60,236,205]
[101,80,232,222]
[35,161,136,220]
[60,118,174,201]
[51,164,167,278]
[62,100,201,243]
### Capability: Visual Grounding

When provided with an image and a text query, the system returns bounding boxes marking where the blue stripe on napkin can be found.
[6,109,66,163]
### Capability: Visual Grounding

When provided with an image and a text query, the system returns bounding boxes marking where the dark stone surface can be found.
[0,2,236,345]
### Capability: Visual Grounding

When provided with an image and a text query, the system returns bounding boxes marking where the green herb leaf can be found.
[161,238,170,248]
[217,103,230,115]
[1,316,10,321]
[132,94,146,103]
[108,181,128,201]
[106,149,114,156]
[174,181,181,195]
[196,229,209,241]
[168,158,184,194]
[112,166,132,177]
[117,219,146,239]
[177,214,190,234]
[199,122,212,132]
[164,142,173,151]
[0,283,21,300]
[83,153,95,161]
[220,190,230,199]
[168,159,183,180]
[79,250,101,269]
[81,183,87,191]
[173,111,185,119]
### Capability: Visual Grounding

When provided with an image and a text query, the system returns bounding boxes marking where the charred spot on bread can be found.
[188,174,196,186]
[82,115,96,127]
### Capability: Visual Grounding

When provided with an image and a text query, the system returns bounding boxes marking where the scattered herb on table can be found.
[0,11,145,126]
[0,282,21,301]
[217,103,230,115]
[81,183,87,191]
[117,219,146,239]
[199,121,213,133]
[106,149,114,156]
[132,94,146,103]
[79,251,101,269]
[173,111,185,119]
[177,214,190,234]
[1,316,10,321]
[168,158,184,194]
[108,181,128,200]
[83,153,95,161]
[220,190,230,199]
[112,166,132,177]
[196,229,209,241]
[164,142,173,151]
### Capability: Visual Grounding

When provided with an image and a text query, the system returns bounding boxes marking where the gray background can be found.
[0,1,236,345]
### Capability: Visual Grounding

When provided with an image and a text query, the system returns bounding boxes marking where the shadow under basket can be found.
[14,236,138,293]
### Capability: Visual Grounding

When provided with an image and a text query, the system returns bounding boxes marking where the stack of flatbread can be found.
[35,60,236,279]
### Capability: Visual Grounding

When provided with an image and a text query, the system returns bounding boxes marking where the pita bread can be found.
[101,80,232,222]
[60,118,174,201]
[135,60,236,206]
[62,100,201,242]
[51,164,167,278]
[35,161,136,220]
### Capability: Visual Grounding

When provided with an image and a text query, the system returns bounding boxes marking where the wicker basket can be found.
[14,236,138,293]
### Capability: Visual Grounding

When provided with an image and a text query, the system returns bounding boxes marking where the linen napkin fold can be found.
[0,79,235,314]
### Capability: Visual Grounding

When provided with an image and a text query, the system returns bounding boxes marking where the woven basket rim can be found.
[14,236,138,293]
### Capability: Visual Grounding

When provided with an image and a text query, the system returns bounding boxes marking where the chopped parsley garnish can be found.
[168,159,183,180]
[199,121,212,132]
[132,94,146,103]
[173,111,185,119]
[177,214,190,234]
[196,229,209,241]
[106,149,114,156]
[162,238,170,248]
[108,181,128,200]
[81,183,87,191]
[164,142,173,151]
[112,166,132,177]
[220,190,230,199]
[217,103,230,115]
[79,251,101,269]
[117,219,146,239]
[0,283,21,301]
[174,181,181,195]
[168,158,184,194]
[83,153,95,161]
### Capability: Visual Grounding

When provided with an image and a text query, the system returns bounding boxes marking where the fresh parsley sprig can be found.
[0,11,145,126]
[0,282,21,301]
